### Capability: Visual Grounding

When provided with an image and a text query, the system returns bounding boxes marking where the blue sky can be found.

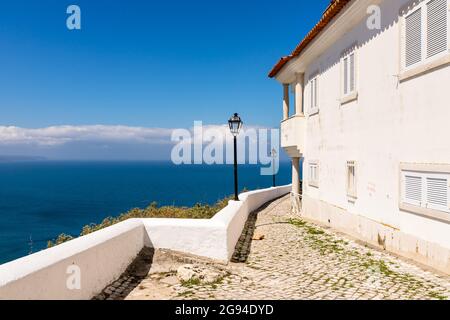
[0,0,329,159]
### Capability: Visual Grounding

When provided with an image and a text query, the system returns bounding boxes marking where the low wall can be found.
[0,185,290,299]
[215,186,292,261]
[0,219,146,300]
[142,218,227,261]
[143,185,291,262]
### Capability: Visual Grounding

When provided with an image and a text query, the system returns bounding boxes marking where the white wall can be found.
[143,185,291,262]
[0,185,290,300]
[299,0,450,249]
[0,219,146,300]
[273,0,450,272]
[217,186,291,260]
[142,218,227,261]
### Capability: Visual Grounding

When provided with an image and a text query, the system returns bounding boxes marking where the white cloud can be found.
[0,124,266,147]
[0,125,174,146]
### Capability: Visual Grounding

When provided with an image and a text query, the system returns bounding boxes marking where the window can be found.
[309,161,319,188]
[427,0,448,57]
[309,74,319,115]
[288,83,296,117]
[403,0,449,69]
[347,161,357,198]
[405,7,423,67]
[342,51,356,96]
[400,164,450,222]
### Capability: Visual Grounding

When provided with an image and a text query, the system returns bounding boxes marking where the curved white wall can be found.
[0,185,290,300]
[218,186,291,261]
[0,219,145,300]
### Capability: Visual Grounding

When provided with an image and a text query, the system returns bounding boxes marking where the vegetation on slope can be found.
[47,195,234,248]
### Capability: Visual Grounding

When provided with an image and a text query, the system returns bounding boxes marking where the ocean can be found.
[0,161,295,265]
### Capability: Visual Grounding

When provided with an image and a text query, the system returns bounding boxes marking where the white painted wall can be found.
[218,186,291,260]
[276,0,450,272]
[302,0,450,247]
[0,219,146,300]
[143,185,291,262]
[0,185,290,299]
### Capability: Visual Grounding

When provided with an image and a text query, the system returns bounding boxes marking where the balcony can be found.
[281,115,306,158]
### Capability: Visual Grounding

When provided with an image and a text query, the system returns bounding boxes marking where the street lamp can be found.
[270,148,277,187]
[228,113,243,201]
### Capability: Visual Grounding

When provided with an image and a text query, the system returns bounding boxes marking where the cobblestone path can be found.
[99,195,450,300]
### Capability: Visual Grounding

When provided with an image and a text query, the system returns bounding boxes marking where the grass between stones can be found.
[180,274,227,289]
[287,218,448,300]
[180,278,202,288]
[428,291,448,300]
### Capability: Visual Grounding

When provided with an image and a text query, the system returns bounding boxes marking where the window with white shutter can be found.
[404,174,423,206]
[347,161,357,198]
[426,176,448,210]
[309,161,319,188]
[350,53,355,92]
[405,8,422,67]
[343,57,349,95]
[342,50,357,97]
[400,168,450,217]
[309,75,319,114]
[403,0,449,70]
[427,0,448,58]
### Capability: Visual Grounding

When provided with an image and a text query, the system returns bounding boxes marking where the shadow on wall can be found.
[313,0,403,77]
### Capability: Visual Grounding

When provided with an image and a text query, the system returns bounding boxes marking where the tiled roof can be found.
[268,0,353,78]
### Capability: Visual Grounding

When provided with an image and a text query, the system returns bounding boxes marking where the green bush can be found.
[47,193,238,248]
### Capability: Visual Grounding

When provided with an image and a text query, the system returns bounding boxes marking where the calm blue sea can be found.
[0,161,294,265]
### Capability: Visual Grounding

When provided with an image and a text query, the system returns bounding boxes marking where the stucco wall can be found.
[0,185,290,299]
[300,0,450,252]
[0,219,146,300]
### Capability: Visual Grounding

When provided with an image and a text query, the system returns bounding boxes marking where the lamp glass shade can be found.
[228,113,243,136]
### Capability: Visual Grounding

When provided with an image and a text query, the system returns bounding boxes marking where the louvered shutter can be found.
[427,0,448,58]
[404,174,422,206]
[309,163,318,185]
[405,8,423,67]
[314,78,318,107]
[310,78,318,110]
[426,176,448,210]
[349,53,355,93]
[343,57,348,95]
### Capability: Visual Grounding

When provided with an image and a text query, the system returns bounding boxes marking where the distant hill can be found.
[0,155,47,162]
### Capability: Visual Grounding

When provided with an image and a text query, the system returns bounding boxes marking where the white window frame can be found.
[308,73,319,116]
[347,161,357,199]
[400,0,450,79]
[339,42,359,105]
[399,163,450,223]
[341,50,357,97]
[308,161,319,188]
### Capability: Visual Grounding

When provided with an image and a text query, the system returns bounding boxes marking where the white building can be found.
[270,0,450,273]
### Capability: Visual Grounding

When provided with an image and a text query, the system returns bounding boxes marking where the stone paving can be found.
[95,195,450,300]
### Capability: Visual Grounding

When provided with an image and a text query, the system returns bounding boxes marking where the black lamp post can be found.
[228,113,243,201]
[270,148,277,187]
